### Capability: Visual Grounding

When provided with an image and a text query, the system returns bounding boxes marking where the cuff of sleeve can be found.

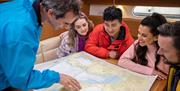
[54,71,60,83]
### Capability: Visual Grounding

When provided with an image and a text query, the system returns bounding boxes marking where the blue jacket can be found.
[0,0,60,90]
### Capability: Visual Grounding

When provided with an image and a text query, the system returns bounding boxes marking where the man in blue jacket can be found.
[0,0,81,91]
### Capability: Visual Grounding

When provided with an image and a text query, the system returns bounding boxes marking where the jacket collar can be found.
[103,26,126,41]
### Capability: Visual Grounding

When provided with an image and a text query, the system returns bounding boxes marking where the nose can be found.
[81,27,86,31]
[138,34,143,41]
[108,28,114,33]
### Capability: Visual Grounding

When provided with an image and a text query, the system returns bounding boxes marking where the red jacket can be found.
[85,21,134,58]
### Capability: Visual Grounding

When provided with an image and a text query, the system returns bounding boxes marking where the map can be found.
[34,51,157,91]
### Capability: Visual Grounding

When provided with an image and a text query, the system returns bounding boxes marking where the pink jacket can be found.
[118,40,169,75]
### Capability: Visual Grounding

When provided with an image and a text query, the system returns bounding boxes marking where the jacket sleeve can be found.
[57,31,71,58]
[118,41,154,75]
[0,22,60,90]
[85,26,109,58]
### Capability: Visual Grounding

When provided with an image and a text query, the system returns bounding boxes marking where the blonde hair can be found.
[68,15,94,48]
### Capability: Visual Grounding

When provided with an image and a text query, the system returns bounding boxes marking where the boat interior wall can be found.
[81,0,178,39]
[84,0,180,7]
[41,22,66,40]
[36,36,60,64]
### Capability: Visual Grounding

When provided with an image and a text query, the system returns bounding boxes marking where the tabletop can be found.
[105,58,167,91]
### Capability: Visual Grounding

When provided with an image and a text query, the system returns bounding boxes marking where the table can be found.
[35,57,167,91]
[105,58,167,91]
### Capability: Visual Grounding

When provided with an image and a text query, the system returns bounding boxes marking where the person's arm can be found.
[57,31,71,58]
[0,22,60,90]
[85,25,109,58]
[157,57,170,75]
[118,41,153,75]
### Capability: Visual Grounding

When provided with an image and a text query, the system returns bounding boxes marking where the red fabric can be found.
[85,21,134,58]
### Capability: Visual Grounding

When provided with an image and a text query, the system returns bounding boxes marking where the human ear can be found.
[47,9,55,19]
[154,35,158,41]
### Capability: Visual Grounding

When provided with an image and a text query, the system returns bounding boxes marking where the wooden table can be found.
[150,79,167,91]
[105,58,167,91]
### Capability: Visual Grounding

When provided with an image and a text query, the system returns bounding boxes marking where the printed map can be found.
[35,51,157,91]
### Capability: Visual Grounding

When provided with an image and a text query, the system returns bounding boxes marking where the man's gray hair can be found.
[158,21,180,52]
[41,0,82,19]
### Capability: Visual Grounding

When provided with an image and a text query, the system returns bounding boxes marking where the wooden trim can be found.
[84,0,180,7]
[115,0,180,7]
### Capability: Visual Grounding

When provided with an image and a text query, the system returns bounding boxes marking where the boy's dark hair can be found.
[103,6,122,22]
[41,0,82,19]
[158,21,180,53]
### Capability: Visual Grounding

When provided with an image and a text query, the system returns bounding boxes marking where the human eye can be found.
[105,23,109,27]
[76,25,81,29]
[83,23,87,27]
[137,31,142,36]
[112,24,117,27]
[142,34,147,37]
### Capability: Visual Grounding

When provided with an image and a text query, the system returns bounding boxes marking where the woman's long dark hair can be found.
[134,13,167,69]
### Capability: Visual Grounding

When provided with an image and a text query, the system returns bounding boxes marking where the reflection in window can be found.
[133,6,180,19]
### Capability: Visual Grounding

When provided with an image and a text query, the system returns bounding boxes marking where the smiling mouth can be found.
[138,40,144,44]
[81,30,87,33]
[108,32,115,36]
[109,31,114,33]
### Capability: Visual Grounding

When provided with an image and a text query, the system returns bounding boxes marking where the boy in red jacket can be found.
[85,6,134,59]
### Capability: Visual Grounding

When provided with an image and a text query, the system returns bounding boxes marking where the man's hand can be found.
[60,74,81,91]
[152,70,167,80]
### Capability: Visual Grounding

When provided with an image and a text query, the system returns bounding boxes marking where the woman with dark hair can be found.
[57,15,94,57]
[118,13,169,79]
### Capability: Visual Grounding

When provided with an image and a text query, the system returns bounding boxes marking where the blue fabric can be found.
[170,66,180,91]
[0,0,60,90]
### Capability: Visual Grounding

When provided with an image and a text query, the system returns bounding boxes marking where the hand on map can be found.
[152,70,167,80]
[60,74,81,91]
[109,50,119,59]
